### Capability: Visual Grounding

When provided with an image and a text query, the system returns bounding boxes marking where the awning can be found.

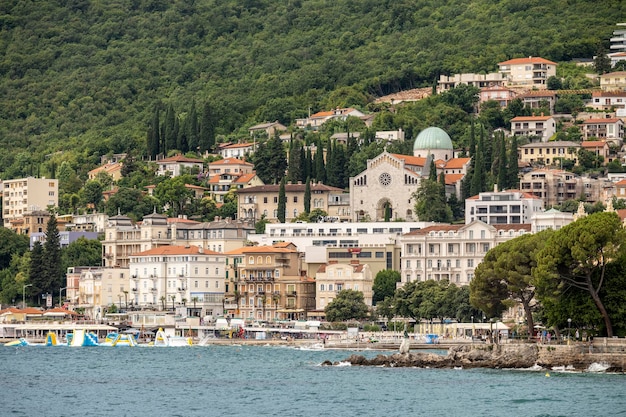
[276,309,304,313]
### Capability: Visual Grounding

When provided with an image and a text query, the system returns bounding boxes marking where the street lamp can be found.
[471,316,474,341]
[567,318,572,345]
[22,284,33,308]
[59,287,67,307]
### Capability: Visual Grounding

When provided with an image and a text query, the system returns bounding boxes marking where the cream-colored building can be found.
[129,245,225,316]
[77,267,131,320]
[2,177,58,230]
[156,154,204,177]
[437,72,505,94]
[510,115,556,142]
[581,118,624,143]
[399,222,532,286]
[518,141,580,166]
[314,260,373,312]
[227,243,316,321]
[237,182,347,223]
[102,212,253,268]
[498,57,557,89]
[600,71,626,92]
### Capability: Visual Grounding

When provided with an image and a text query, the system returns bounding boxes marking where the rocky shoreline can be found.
[322,343,626,373]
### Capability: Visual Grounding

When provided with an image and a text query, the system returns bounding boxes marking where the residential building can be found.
[600,71,626,92]
[479,86,517,108]
[295,108,365,131]
[615,179,626,199]
[373,87,432,105]
[207,158,254,176]
[2,178,58,230]
[437,72,506,93]
[498,57,557,89]
[30,230,99,249]
[207,172,263,204]
[62,212,109,233]
[237,182,346,223]
[610,22,626,53]
[156,155,204,177]
[169,217,254,253]
[581,118,624,143]
[589,91,626,112]
[218,142,256,159]
[465,189,544,225]
[518,141,580,166]
[517,90,557,113]
[248,121,287,137]
[581,140,612,164]
[77,267,130,320]
[519,169,610,208]
[88,162,123,181]
[314,260,373,313]
[129,245,225,316]
[530,208,574,233]
[510,115,557,142]
[399,222,532,286]
[228,243,315,321]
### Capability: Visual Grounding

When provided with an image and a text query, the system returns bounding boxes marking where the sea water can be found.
[1,345,624,417]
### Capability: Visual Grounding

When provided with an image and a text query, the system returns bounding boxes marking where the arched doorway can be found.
[376,198,393,222]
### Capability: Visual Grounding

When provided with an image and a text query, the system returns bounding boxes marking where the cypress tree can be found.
[507,136,519,189]
[497,133,508,190]
[314,140,326,184]
[334,143,347,189]
[277,177,286,222]
[199,101,216,153]
[164,103,176,152]
[29,241,45,304]
[326,140,335,186]
[299,145,308,183]
[468,119,476,159]
[307,147,315,180]
[43,215,63,297]
[187,101,199,152]
[149,106,161,159]
[287,139,301,183]
[439,171,447,200]
[470,135,485,196]
[429,157,437,182]
[304,177,311,214]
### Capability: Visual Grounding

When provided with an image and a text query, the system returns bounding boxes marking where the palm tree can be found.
[123,290,129,309]
[170,295,176,311]
[261,295,267,321]
[160,296,166,311]
[181,298,187,306]
[191,296,199,309]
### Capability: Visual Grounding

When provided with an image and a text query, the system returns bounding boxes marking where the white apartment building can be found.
[399,222,532,286]
[129,245,225,316]
[437,72,506,93]
[315,260,373,312]
[2,177,58,229]
[466,189,544,225]
[156,154,204,177]
[498,57,557,89]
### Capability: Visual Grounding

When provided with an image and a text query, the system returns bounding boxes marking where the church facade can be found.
[349,127,465,222]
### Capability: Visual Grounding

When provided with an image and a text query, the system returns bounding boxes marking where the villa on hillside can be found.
[498,56,557,89]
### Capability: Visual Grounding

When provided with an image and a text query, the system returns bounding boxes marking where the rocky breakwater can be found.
[323,344,626,372]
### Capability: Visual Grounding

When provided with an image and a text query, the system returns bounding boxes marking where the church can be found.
[349,127,469,222]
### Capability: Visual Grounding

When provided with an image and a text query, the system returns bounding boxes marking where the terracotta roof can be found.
[582,118,622,124]
[581,141,608,148]
[444,158,471,169]
[510,115,554,121]
[616,209,626,221]
[227,245,297,254]
[88,162,122,176]
[309,110,335,119]
[404,224,463,236]
[499,57,557,66]
[600,71,626,78]
[444,173,465,185]
[592,91,626,97]
[390,153,427,167]
[518,91,557,98]
[233,173,258,184]
[185,184,206,190]
[167,218,200,224]
[615,180,626,186]
[237,183,344,194]
[158,155,204,163]
[134,245,219,256]
[374,87,433,103]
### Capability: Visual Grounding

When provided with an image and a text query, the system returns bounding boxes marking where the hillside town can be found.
[3,24,626,340]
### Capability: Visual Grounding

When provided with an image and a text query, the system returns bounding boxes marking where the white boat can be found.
[152,328,193,347]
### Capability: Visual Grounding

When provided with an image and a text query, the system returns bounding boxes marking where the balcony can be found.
[132,288,138,292]
[177,287,187,292]
[131,274,138,279]
[287,291,297,296]
[150,288,157,292]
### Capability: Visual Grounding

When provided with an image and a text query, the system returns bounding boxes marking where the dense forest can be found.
[0,0,623,179]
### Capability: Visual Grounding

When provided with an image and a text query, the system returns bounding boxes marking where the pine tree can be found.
[287,139,302,183]
[334,143,347,189]
[304,177,311,214]
[470,135,485,196]
[299,145,308,183]
[199,101,216,153]
[306,147,314,181]
[278,177,286,222]
[326,140,335,186]
[468,119,476,158]
[164,104,177,152]
[42,215,63,297]
[29,241,45,300]
[439,171,447,200]
[148,106,161,159]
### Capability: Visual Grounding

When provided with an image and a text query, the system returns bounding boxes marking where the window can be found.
[263,197,268,203]
[293,196,298,203]
[320,284,325,291]
[467,259,474,267]
[405,260,411,268]
[249,256,254,265]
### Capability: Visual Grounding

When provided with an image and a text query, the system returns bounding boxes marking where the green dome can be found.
[413,127,453,151]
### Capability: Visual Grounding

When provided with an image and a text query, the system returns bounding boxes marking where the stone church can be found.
[349,127,464,221]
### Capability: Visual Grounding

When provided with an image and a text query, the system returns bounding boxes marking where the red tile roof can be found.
[582,118,622,124]
[499,57,557,66]
[390,153,427,167]
[581,141,608,148]
[444,158,471,169]
[510,115,554,121]
[233,173,258,184]
[209,158,252,165]
[444,173,465,185]
[158,155,204,163]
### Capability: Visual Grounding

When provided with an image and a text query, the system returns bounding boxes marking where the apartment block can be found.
[2,177,58,230]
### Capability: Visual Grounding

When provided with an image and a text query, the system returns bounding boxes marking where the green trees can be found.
[254,135,287,184]
[471,231,551,337]
[535,212,625,337]
[199,101,216,153]
[372,270,400,305]
[413,179,452,223]
[277,177,286,223]
[324,289,370,322]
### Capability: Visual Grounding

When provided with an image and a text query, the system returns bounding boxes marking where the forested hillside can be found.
[0,0,622,178]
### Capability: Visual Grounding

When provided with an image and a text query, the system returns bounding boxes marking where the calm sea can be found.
[1,345,623,417]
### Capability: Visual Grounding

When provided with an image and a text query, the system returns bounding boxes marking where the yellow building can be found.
[518,141,580,166]
[2,177,58,231]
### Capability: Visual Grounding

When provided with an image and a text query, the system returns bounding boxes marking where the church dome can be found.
[413,127,453,151]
